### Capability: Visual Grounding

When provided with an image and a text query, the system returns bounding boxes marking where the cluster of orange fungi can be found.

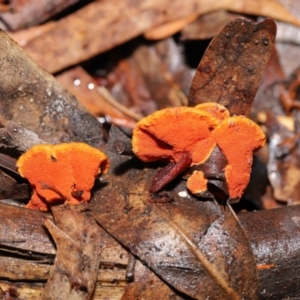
[17,103,265,211]
[132,103,266,199]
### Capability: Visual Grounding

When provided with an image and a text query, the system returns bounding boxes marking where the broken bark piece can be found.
[17,143,109,211]
[0,29,104,148]
[0,121,46,153]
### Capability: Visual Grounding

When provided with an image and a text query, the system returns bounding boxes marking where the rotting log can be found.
[0,202,300,299]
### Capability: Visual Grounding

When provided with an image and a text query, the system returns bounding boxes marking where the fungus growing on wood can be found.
[132,106,219,164]
[132,107,219,192]
[17,143,109,211]
[213,116,266,199]
[133,104,265,200]
[186,170,208,196]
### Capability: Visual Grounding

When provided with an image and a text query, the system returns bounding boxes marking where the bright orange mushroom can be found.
[132,106,219,164]
[212,116,266,199]
[186,170,208,196]
[133,103,265,199]
[17,142,109,211]
[132,106,219,192]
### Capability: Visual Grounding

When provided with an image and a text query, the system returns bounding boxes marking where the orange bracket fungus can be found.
[132,103,266,201]
[17,143,109,211]
[132,106,220,193]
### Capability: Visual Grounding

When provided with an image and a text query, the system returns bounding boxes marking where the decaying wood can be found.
[0,202,128,300]
[1,201,300,299]
[0,121,46,153]
[0,29,104,148]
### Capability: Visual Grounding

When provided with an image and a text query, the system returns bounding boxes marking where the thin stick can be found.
[97,87,143,122]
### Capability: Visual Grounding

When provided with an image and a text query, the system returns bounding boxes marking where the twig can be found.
[97,87,143,122]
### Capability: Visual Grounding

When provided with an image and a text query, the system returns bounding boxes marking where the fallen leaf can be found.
[90,126,258,299]
[132,39,191,109]
[121,260,184,300]
[17,0,298,73]
[180,11,242,41]
[144,13,199,40]
[189,18,276,116]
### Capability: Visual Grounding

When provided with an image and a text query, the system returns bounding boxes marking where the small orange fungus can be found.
[132,103,265,199]
[132,106,219,165]
[186,171,208,195]
[17,143,109,211]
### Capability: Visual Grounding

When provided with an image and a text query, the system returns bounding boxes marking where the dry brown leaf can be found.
[121,260,184,300]
[180,11,241,40]
[189,18,276,116]
[90,126,258,300]
[132,39,191,109]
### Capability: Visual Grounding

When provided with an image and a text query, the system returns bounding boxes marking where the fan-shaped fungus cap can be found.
[213,116,266,199]
[17,143,109,211]
[195,103,230,121]
[132,106,219,165]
